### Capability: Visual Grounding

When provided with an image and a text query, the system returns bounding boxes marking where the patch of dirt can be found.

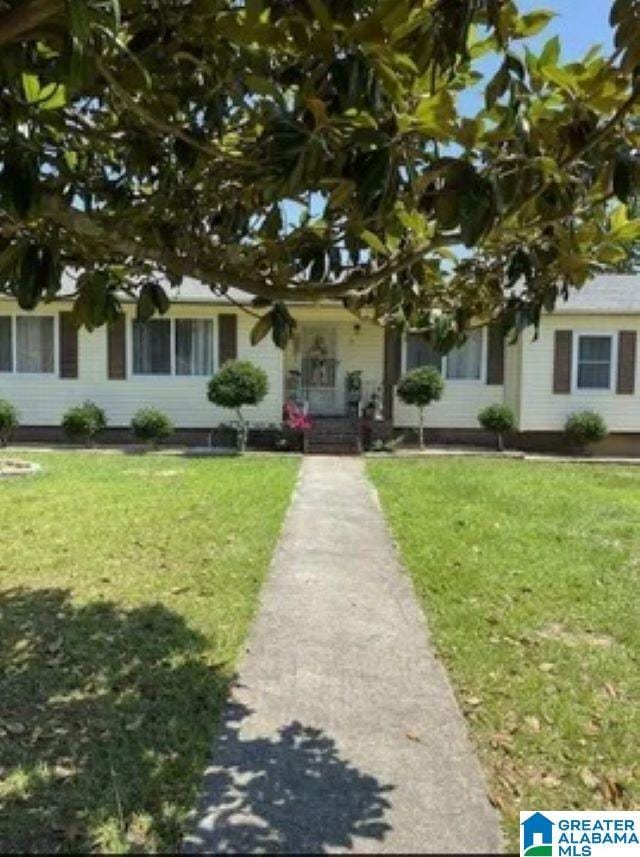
[0,460,38,477]
[535,622,615,649]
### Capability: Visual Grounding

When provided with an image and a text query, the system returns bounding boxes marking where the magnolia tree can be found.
[397,366,444,448]
[1,1,640,349]
[208,361,269,452]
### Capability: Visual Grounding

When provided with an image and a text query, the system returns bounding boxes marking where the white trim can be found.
[571,331,617,393]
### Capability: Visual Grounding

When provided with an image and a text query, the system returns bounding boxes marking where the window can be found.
[577,335,613,390]
[133,319,171,375]
[406,333,442,372]
[446,329,483,380]
[175,319,214,376]
[0,316,11,371]
[16,317,54,373]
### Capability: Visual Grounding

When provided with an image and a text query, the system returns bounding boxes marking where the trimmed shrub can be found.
[396,366,445,448]
[478,403,516,451]
[131,408,174,447]
[565,411,608,450]
[208,360,269,452]
[61,401,107,446]
[0,399,19,447]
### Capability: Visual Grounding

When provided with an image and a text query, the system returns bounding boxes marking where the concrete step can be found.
[307,445,361,455]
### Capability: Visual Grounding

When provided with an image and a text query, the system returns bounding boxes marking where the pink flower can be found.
[283,401,313,432]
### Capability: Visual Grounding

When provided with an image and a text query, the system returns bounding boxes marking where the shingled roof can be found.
[553,275,640,314]
[3,272,640,313]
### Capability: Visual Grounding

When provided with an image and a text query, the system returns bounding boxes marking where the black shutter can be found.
[59,312,79,379]
[486,324,504,385]
[553,330,572,394]
[218,314,237,366]
[617,331,637,394]
[107,315,127,379]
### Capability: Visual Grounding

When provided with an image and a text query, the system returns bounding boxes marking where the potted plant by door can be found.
[345,371,363,418]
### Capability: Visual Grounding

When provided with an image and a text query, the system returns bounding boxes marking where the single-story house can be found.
[1,274,640,454]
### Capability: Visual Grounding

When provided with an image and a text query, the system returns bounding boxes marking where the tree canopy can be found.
[1,0,640,348]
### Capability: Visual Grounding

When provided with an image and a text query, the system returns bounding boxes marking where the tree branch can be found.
[38,194,450,302]
[95,57,233,165]
[498,84,640,228]
[39,195,359,302]
[0,0,62,47]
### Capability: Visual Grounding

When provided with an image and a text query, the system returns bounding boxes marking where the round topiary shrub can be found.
[0,399,19,447]
[61,401,107,446]
[208,360,269,452]
[396,366,444,449]
[131,408,174,448]
[565,411,608,451]
[478,403,516,451]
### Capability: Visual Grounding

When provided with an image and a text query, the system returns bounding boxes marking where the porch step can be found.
[307,416,361,455]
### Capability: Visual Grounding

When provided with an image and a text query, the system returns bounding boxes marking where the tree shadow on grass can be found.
[184,701,394,854]
[0,587,227,853]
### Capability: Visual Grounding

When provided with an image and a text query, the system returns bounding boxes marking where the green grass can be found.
[0,452,299,853]
[368,458,640,848]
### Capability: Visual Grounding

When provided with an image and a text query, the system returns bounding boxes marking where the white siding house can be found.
[2,274,640,453]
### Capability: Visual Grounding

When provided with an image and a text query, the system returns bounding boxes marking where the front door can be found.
[300,325,340,415]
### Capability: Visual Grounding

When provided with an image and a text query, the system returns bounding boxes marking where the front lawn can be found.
[0,452,298,853]
[368,458,640,848]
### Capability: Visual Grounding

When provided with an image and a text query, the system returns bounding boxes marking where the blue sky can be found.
[456,2,615,118]
[519,0,613,57]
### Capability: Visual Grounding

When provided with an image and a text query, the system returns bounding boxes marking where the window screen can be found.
[406,334,443,372]
[577,335,612,390]
[446,329,483,380]
[16,317,54,373]
[133,320,171,375]
[175,319,214,376]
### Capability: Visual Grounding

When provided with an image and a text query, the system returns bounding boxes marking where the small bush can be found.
[478,403,515,450]
[208,361,269,411]
[0,399,19,447]
[208,361,269,451]
[565,411,608,449]
[131,408,174,447]
[61,401,107,446]
[396,366,444,448]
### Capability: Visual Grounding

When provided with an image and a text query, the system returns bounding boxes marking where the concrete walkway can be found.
[184,457,502,854]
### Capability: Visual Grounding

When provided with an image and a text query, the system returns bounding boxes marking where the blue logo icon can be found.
[522,812,554,856]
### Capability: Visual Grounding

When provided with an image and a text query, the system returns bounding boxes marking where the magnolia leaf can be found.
[485,61,509,109]
[40,83,67,110]
[137,281,169,321]
[539,35,561,68]
[306,0,333,31]
[610,204,629,232]
[21,74,67,109]
[63,150,79,170]
[613,152,634,203]
[250,312,273,345]
[361,230,388,255]
[414,90,455,136]
[68,0,91,47]
[515,10,556,39]
[22,73,40,103]
[0,241,25,286]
